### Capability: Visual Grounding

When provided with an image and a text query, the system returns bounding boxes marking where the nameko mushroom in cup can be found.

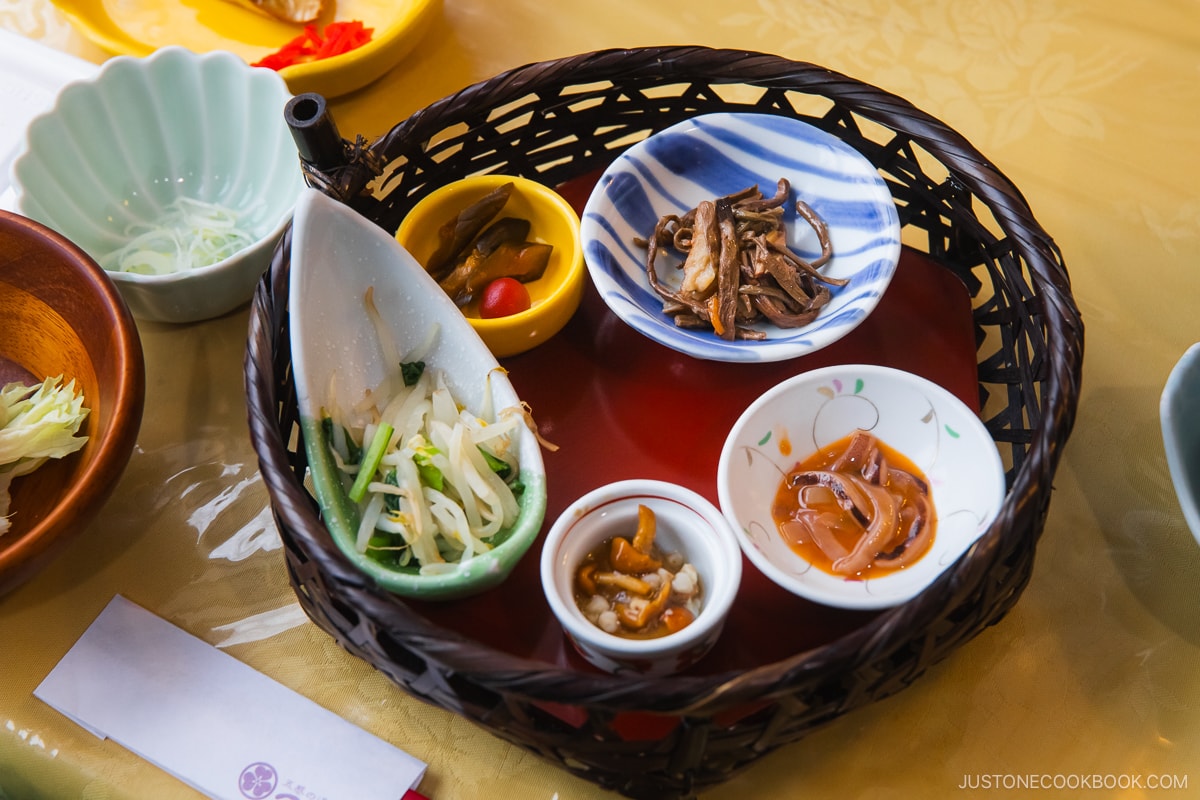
[540,479,741,676]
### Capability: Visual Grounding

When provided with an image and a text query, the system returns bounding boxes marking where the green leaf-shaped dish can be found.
[288,188,548,600]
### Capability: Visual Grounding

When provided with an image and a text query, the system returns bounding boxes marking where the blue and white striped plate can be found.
[581,112,902,363]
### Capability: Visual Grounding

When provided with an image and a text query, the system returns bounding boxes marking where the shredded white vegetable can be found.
[0,376,89,536]
[99,196,261,275]
[326,338,523,575]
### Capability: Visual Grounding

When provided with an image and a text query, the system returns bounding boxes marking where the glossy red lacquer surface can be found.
[407,174,980,676]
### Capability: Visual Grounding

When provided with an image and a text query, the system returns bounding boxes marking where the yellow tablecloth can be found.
[3,1,1200,797]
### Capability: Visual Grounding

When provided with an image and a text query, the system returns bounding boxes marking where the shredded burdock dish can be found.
[637,178,841,340]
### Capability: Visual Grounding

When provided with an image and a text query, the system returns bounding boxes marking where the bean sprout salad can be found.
[320,295,535,575]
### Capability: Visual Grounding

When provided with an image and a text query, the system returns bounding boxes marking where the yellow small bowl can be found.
[396,175,585,358]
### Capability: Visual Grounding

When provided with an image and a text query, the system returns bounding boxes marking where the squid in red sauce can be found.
[771,430,936,578]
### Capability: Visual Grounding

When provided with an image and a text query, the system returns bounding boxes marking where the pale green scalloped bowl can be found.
[11,46,304,323]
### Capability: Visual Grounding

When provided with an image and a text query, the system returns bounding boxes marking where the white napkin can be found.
[35,595,427,800]
[0,29,97,204]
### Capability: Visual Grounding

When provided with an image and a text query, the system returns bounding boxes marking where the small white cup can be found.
[540,479,742,676]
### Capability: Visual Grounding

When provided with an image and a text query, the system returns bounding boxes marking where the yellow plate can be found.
[50,0,440,98]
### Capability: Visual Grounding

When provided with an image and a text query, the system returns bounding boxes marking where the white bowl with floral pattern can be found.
[717,364,1006,610]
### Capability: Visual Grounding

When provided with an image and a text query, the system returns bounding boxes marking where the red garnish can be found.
[251,20,374,70]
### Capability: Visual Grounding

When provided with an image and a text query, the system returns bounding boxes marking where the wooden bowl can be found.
[0,210,145,596]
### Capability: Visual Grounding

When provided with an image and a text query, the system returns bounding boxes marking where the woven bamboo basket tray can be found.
[245,46,1084,799]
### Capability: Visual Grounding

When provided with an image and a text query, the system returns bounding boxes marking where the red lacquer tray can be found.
[404,176,980,676]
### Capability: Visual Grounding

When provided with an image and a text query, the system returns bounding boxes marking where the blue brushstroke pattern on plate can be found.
[580,112,902,363]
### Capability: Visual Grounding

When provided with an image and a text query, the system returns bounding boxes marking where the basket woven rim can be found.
[248,44,1083,715]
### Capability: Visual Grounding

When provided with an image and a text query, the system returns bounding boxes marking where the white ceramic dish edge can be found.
[1161,342,1200,545]
[0,29,97,205]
